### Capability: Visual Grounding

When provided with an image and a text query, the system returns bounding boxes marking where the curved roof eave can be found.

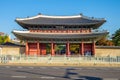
[16,14,106,21]
[16,14,83,20]
[16,20,105,25]
[12,30,109,40]
[15,20,106,29]
[15,14,106,29]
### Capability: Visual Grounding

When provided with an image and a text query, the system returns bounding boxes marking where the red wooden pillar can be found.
[81,42,84,56]
[26,42,29,55]
[79,43,81,55]
[51,42,55,56]
[92,41,95,56]
[37,42,40,56]
[41,44,46,55]
[39,43,41,55]
[66,42,70,56]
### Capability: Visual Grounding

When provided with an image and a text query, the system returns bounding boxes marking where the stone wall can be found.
[0,46,120,57]
[1,46,25,56]
[95,46,120,57]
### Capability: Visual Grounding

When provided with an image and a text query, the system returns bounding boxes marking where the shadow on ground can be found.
[16,67,102,80]
[63,68,102,80]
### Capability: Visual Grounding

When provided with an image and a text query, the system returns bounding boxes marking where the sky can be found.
[0,0,120,39]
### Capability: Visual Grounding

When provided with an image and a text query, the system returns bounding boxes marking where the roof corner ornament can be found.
[80,13,83,16]
[92,17,94,19]
[38,13,42,15]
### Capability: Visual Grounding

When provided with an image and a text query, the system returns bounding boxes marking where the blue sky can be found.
[0,0,120,38]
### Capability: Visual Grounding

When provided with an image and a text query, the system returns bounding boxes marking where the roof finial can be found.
[38,13,42,15]
[80,13,83,16]
[92,17,94,19]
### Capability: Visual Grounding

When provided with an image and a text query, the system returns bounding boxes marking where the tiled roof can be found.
[12,30,109,41]
[15,14,106,29]
[0,32,4,35]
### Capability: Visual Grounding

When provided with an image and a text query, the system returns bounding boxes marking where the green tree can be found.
[3,35,10,43]
[0,36,4,44]
[0,35,10,44]
[112,28,120,46]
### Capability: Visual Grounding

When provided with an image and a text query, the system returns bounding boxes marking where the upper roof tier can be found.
[15,14,106,29]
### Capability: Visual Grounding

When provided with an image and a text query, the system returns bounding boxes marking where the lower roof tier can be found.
[12,30,109,42]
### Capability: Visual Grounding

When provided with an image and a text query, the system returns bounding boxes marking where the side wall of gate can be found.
[95,46,120,57]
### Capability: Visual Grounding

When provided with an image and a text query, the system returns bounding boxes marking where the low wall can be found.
[0,46,120,57]
[1,46,25,56]
[95,46,120,57]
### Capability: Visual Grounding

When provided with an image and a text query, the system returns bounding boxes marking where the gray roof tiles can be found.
[15,14,106,29]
